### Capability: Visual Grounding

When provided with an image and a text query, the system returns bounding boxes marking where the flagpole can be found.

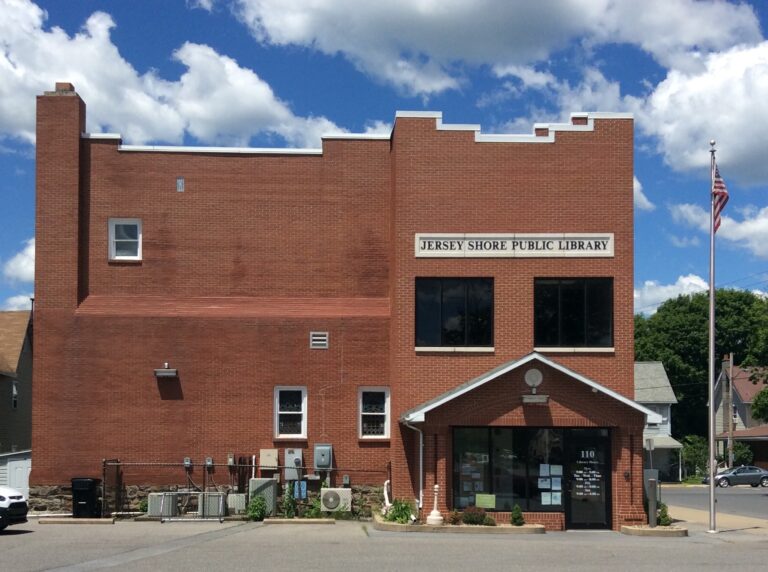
[708,139,717,533]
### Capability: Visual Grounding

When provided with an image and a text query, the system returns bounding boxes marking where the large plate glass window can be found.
[534,278,613,347]
[108,218,142,261]
[274,386,307,438]
[359,387,390,438]
[416,278,493,347]
[452,427,611,528]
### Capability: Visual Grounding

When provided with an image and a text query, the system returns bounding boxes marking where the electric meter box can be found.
[314,444,333,470]
[284,448,303,481]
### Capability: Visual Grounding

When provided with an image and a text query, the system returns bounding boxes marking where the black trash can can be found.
[71,478,102,518]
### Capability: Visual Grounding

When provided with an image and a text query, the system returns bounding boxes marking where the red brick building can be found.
[33,82,659,529]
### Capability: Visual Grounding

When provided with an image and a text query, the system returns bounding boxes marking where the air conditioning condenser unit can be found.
[320,487,352,512]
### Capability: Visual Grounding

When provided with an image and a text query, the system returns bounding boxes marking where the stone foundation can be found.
[30,483,383,517]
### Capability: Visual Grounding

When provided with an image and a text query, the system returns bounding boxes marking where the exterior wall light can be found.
[522,367,549,404]
[154,362,178,379]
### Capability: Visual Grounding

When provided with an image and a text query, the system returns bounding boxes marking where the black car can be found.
[701,465,768,488]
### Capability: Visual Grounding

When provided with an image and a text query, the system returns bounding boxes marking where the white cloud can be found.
[635,42,768,183]
[363,120,392,135]
[670,203,709,232]
[2,293,33,311]
[234,0,602,96]
[589,0,760,72]
[668,235,700,248]
[233,0,759,97]
[187,0,215,11]
[670,202,768,259]
[3,238,34,283]
[633,176,655,212]
[634,274,708,315]
[492,65,556,89]
[0,0,345,147]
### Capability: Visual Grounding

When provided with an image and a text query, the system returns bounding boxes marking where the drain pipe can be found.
[403,421,424,510]
[382,479,392,514]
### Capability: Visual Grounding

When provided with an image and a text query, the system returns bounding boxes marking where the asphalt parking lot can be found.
[2,516,767,572]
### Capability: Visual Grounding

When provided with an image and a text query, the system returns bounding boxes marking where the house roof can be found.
[717,424,768,441]
[400,352,662,424]
[0,311,30,377]
[642,434,683,450]
[730,365,767,404]
[634,362,677,404]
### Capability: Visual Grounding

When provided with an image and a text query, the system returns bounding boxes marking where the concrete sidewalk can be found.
[667,504,768,535]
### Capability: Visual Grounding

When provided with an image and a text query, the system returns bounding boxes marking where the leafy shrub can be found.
[247,495,268,521]
[461,505,486,525]
[681,435,708,476]
[511,504,525,526]
[447,510,462,525]
[483,515,497,526]
[384,499,414,524]
[657,502,672,526]
[303,495,323,519]
[282,482,297,519]
[138,498,148,513]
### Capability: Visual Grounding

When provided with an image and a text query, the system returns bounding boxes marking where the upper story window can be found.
[534,278,613,348]
[108,218,142,261]
[359,387,390,439]
[11,381,18,410]
[416,278,493,347]
[274,386,307,438]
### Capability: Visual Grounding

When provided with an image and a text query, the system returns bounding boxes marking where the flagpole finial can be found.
[710,139,716,149]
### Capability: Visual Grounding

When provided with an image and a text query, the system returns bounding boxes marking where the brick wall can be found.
[34,86,641,528]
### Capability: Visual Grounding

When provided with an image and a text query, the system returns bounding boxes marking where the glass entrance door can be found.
[565,429,611,529]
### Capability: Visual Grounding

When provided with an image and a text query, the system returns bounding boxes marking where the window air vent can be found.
[310,331,329,349]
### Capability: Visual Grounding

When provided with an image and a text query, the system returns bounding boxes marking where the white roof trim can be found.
[322,133,391,140]
[82,133,121,140]
[82,110,633,153]
[0,449,31,458]
[395,111,632,144]
[401,352,661,424]
[118,145,322,155]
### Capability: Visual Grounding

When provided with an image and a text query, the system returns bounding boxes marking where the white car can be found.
[0,485,28,531]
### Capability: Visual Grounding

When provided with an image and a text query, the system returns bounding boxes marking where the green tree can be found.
[752,386,768,423]
[635,289,768,436]
[681,434,708,476]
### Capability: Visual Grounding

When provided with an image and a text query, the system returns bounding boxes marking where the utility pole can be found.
[728,353,734,467]
[722,354,732,468]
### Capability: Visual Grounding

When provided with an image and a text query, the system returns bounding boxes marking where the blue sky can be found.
[2,0,768,313]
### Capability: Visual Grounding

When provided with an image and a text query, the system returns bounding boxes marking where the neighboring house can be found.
[634,362,682,481]
[32,82,658,531]
[715,362,768,469]
[0,310,33,496]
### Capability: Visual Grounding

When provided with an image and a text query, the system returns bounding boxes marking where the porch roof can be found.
[400,352,662,424]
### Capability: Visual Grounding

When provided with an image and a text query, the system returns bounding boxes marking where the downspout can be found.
[403,421,424,510]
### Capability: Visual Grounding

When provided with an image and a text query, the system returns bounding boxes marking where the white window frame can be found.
[274,386,307,438]
[108,218,142,261]
[359,387,390,439]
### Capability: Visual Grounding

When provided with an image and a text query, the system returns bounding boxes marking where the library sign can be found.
[415,233,614,258]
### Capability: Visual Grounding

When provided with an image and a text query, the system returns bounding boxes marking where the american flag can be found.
[713,165,729,233]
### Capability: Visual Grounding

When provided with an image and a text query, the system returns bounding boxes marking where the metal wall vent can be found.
[310,331,329,349]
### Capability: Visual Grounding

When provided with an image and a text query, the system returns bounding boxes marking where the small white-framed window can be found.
[274,386,307,438]
[11,381,18,410]
[108,218,142,261]
[359,387,390,439]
